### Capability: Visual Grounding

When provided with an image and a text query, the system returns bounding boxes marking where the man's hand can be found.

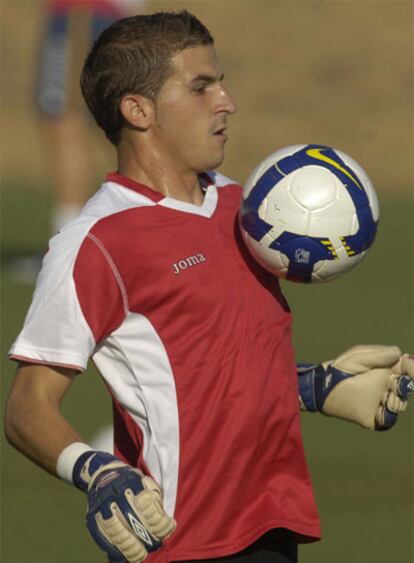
[73,451,176,562]
[298,345,414,430]
[376,353,414,429]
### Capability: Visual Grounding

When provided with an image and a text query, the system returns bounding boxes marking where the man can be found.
[5,11,413,563]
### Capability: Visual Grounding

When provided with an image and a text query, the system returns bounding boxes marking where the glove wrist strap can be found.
[297,363,354,412]
[56,442,121,492]
[72,450,120,492]
[297,363,326,412]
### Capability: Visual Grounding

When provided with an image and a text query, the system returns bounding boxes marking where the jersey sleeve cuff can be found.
[8,354,85,373]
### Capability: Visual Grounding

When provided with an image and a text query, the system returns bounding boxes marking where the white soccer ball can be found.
[239,144,379,283]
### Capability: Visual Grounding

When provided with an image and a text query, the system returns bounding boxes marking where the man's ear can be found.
[119,94,154,130]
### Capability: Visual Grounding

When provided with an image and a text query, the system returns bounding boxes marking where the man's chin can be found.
[201,152,225,172]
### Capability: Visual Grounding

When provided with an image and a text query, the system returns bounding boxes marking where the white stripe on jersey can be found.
[94,311,180,517]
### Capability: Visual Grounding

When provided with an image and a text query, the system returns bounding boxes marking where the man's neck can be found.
[117,147,205,206]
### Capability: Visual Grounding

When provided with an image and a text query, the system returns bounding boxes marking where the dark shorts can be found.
[174,529,298,563]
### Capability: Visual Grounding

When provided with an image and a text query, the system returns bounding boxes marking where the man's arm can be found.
[5,362,176,563]
[5,362,83,475]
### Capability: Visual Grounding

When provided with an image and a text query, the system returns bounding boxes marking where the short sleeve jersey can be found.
[10,172,320,561]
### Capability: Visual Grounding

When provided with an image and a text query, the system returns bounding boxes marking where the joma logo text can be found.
[172,253,206,274]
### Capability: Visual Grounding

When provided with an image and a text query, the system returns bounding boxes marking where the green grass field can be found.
[1,185,413,563]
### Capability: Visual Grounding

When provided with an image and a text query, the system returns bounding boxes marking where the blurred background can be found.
[1,1,413,562]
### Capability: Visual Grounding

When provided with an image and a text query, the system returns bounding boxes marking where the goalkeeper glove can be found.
[72,450,176,563]
[298,345,414,430]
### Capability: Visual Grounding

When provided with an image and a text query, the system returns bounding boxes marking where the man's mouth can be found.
[213,126,228,139]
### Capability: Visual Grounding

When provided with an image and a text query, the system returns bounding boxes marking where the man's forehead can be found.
[170,45,222,81]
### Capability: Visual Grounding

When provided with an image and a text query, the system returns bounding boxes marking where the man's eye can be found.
[193,85,206,94]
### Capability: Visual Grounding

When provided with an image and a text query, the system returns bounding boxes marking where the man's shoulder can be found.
[58,181,155,238]
[43,181,156,269]
[82,180,156,223]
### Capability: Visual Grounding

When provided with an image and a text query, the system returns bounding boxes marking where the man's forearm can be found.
[5,363,84,476]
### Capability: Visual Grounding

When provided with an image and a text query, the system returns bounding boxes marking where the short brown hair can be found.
[80,11,213,144]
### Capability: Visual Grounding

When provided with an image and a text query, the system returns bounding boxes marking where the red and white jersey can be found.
[10,172,320,561]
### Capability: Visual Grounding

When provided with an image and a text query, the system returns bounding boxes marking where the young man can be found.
[5,11,413,563]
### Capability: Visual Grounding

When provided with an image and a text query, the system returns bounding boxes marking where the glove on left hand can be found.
[298,345,414,430]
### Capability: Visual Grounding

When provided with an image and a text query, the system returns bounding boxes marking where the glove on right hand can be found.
[73,451,176,563]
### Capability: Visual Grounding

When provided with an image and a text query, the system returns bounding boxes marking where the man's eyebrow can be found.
[190,72,224,84]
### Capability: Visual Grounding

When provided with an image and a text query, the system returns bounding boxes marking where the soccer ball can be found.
[239,144,379,283]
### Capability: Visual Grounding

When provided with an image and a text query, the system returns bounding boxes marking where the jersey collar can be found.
[106,172,218,218]
[106,172,165,202]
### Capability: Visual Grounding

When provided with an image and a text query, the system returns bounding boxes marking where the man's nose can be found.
[219,86,237,115]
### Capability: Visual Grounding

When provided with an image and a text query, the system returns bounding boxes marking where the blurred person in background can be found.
[10,0,143,282]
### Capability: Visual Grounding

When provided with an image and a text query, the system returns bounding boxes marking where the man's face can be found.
[152,44,236,174]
